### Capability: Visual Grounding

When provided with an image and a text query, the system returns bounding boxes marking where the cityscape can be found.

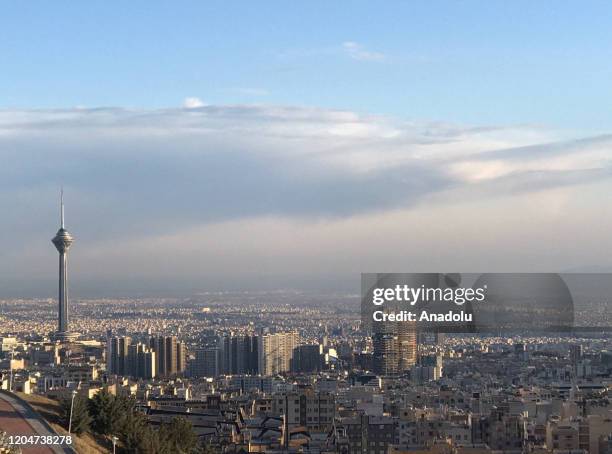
[1,197,612,454]
[3,2,612,454]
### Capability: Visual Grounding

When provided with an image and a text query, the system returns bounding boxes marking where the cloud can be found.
[342,41,386,62]
[0,104,611,294]
[183,97,206,108]
[0,105,608,225]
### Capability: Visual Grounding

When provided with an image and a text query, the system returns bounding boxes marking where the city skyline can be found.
[3,4,612,454]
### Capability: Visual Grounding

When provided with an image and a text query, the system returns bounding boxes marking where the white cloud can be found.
[342,41,386,62]
[183,97,206,108]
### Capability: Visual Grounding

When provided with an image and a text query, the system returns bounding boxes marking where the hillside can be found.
[16,392,111,454]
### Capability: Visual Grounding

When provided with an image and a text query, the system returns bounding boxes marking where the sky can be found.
[1,2,612,296]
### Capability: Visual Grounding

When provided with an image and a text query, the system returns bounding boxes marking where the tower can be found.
[51,190,78,342]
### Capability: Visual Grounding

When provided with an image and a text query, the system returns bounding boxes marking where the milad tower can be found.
[51,190,78,342]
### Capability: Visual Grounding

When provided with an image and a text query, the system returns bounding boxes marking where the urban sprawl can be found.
[1,199,612,454]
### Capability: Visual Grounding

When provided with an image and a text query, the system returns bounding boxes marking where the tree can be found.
[158,417,199,454]
[118,409,158,454]
[87,391,200,454]
[88,389,125,435]
[196,443,218,454]
[0,431,22,453]
[60,394,92,435]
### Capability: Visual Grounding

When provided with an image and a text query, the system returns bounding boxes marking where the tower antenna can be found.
[60,187,64,228]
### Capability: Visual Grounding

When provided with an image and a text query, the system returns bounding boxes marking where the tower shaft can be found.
[58,250,69,332]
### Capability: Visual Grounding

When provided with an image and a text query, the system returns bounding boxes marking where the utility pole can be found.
[8,348,14,392]
[68,390,77,434]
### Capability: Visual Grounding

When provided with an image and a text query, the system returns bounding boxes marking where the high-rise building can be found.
[570,344,583,365]
[127,343,156,379]
[218,334,259,375]
[258,332,299,376]
[373,315,416,375]
[51,190,78,342]
[398,321,417,370]
[372,331,399,375]
[107,336,157,379]
[149,335,186,377]
[191,347,220,377]
[108,336,131,376]
[177,341,187,373]
[291,344,323,373]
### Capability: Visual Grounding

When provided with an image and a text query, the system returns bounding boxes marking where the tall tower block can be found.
[51,190,78,342]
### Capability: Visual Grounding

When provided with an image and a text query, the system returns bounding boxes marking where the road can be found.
[0,392,74,454]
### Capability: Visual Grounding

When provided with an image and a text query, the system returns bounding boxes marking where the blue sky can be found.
[2,1,612,128]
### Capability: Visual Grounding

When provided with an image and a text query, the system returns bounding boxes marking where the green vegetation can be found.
[60,390,204,453]
[0,431,21,454]
[158,417,199,453]
[61,394,92,435]
[88,389,134,436]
